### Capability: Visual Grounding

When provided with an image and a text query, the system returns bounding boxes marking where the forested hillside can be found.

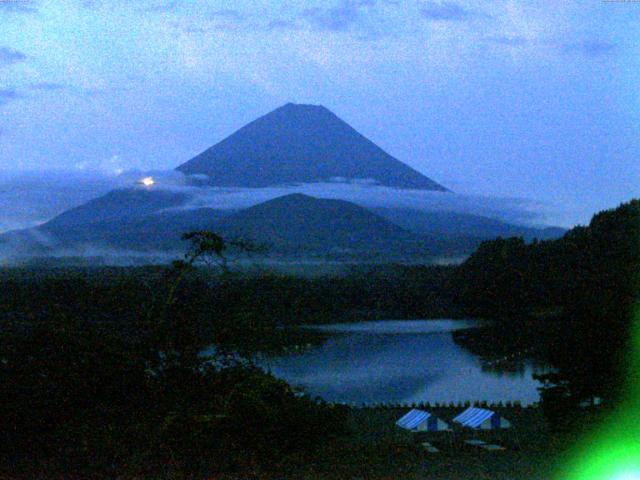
[448,199,640,406]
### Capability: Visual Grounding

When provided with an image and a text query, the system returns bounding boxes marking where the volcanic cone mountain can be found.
[0,104,566,264]
[177,103,448,190]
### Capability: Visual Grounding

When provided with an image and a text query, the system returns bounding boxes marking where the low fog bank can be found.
[182,184,546,227]
[0,169,557,234]
[0,169,563,266]
[113,170,551,227]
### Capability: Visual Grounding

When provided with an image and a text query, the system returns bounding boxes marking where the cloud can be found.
[209,9,244,21]
[205,8,247,32]
[25,82,99,97]
[29,82,65,91]
[483,36,615,58]
[71,169,543,226]
[559,39,616,57]
[0,89,23,105]
[0,47,26,67]
[266,19,301,31]
[484,35,528,47]
[79,0,103,8]
[147,179,545,226]
[0,1,37,13]
[74,154,133,176]
[419,1,475,21]
[302,0,376,32]
[142,0,177,13]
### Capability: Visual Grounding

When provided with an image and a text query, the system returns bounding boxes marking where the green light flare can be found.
[559,307,640,480]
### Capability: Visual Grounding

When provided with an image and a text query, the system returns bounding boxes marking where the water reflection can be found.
[259,320,547,405]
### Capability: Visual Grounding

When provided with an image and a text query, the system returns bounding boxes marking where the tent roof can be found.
[452,407,495,428]
[396,409,431,430]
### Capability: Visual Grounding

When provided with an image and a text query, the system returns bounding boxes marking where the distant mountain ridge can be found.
[177,103,448,191]
[0,192,429,260]
[0,189,565,263]
[372,208,566,242]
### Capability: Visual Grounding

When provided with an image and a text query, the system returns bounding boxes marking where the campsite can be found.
[266,404,605,480]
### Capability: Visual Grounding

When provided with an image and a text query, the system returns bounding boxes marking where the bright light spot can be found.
[612,472,640,480]
[139,177,155,187]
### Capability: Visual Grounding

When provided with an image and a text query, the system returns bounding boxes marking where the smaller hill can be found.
[215,193,423,257]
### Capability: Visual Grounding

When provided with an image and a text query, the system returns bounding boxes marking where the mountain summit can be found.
[177,103,448,191]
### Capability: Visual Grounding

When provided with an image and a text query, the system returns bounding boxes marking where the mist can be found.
[174,181,548,227]
[0,169,558,238]
[121,170,553,227]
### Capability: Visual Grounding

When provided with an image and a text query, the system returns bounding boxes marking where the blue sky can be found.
[1,0,639,226]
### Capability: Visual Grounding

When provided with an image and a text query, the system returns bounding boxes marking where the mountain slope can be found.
[0,187,563,261]
[0,189,197,253]
[214,193,421,255]
[177,103,447,191]
[45,189,189,228]
[372,208,566,241]
[0,193,432,259]
[43,207,230,250]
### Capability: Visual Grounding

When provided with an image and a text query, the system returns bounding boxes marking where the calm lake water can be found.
[259,320,547,406]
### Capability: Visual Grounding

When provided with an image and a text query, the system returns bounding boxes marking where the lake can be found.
[259,320,548,406]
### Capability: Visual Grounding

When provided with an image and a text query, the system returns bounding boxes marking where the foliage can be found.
[0,232,347,478]
[449,199,640,418]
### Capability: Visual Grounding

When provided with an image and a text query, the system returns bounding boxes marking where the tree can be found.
[0,231,346,478]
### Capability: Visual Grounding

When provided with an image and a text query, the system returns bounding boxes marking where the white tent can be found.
[396,409,452,432]
[452,407,511,430]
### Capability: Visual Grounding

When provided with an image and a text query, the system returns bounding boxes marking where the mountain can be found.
[0,189,199,254]
[0,104,564,263]
[372,208,566,242]
[43,207,230,251]
[0,193,443,261]
[213,193,424,256]
[0,187,563,262]
[44,189,189,228]
[177,103,447,191]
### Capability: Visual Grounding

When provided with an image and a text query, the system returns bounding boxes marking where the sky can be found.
[1,0,639,227]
